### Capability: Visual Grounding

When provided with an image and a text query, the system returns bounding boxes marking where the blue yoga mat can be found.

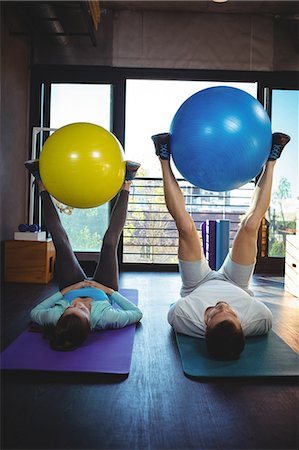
[175,330,299,377]
[1,289,138,375]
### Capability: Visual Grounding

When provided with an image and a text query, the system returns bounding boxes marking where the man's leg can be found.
[93,161,140,291]
[160,159,204,261]
[230,133,290,266]
[152,134,203,261]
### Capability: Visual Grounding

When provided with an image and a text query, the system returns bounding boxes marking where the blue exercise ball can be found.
[170,86,272,191]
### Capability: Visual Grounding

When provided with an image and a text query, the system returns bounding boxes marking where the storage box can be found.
[4,240,56,284]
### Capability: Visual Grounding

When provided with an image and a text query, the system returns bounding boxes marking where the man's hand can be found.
[86,280,114,295]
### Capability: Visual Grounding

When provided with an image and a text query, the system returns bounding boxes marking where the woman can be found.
[26,159,143,351]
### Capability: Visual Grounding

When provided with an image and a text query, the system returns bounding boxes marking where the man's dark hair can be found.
[49,314,91,351]
[205,320,245,360]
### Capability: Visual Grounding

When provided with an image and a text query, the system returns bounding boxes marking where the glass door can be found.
[48,83,112,252]
[123,79,258,264]
[268,89,299,257]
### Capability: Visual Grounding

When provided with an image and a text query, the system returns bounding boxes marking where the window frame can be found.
[28,66,299,274]
[255,79,299,274]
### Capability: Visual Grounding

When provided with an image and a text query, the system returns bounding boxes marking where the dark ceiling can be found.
[3,1,299,48]
[102,1,299,16]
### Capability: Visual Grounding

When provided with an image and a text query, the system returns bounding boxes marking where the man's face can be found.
[204,301,241,329]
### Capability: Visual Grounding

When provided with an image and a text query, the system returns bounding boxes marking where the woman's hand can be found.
[60,280,89,295]
[85,280,114,295]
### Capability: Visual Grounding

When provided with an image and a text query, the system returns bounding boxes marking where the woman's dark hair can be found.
[205,320,245,360]
[49,314,91,351]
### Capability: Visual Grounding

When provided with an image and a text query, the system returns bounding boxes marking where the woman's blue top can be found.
[30,288,142,330]
[63,287,108,303]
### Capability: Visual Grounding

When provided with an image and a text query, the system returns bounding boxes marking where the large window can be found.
[48,83,112,251]
[123,80,257,264]
[30,67,298,272]
[124,80,257,178]
[268,89,298,257]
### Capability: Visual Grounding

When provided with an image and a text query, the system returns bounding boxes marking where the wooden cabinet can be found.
[4,240,55,284]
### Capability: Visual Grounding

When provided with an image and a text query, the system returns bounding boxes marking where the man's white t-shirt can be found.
[167,278,272,338]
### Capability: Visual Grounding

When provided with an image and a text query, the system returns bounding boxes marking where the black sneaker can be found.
[25,159,41,180]
[151,133,171,160]
[125,161,141,181]
[268,133,291,161]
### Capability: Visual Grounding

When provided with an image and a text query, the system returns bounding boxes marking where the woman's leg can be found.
[38,181,86,290]
[92,183,131,291]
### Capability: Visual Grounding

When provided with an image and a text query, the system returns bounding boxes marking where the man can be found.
[152,131,290,359]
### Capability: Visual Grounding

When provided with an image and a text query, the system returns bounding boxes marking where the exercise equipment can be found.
[40,123,126,208]
[175,330,299,378]
[170,86,272,191]
[1,289,138,375]
[201,219,230,270]
[18,224,41,232]
[18,224,29,232]
[28,224,41,232]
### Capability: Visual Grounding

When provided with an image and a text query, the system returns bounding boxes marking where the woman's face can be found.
[63,299,91,323]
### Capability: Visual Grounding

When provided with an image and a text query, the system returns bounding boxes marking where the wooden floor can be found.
[1,272,299,450]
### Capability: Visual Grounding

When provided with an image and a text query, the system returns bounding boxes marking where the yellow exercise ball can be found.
[40,123,126,208]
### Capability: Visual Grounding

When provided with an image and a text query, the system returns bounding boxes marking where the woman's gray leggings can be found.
[40,189,129,291]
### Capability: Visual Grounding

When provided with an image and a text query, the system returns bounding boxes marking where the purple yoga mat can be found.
[1,289,138,374]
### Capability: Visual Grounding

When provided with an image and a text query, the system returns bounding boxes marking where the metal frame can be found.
[29,127,57,226]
